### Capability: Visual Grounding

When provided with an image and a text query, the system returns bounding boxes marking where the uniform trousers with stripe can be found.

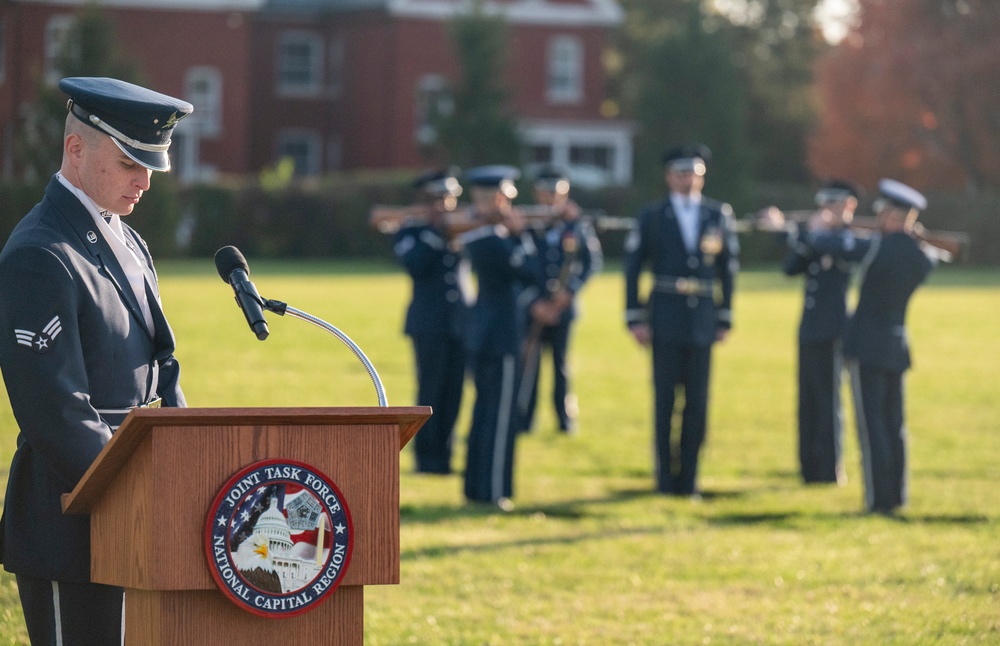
[464,352,519,503]
[848,361,908,512]
[411,333,466,474]
[518,320,573,432]
[797,339,845,483]
[651,338,712,495]
[16,574,123,646]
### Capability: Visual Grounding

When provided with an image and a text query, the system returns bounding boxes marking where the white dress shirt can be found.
[56,173,156,335]
[670,192,702,253]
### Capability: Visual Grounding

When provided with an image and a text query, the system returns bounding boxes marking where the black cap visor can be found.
[110,137,171,172]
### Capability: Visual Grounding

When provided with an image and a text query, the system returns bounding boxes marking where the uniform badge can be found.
[15,315,63,353]
[87,231,98,243]
[205,459,353,618]
[700,226,723,265]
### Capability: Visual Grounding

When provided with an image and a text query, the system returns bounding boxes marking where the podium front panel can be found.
[125,586,363,645]
[90,420,400,590]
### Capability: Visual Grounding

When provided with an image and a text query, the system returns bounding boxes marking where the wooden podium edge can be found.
[61,406,431,515]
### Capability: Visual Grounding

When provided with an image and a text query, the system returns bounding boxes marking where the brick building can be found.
[0,0,632,185]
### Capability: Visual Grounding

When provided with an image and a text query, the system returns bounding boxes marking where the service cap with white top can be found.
[877,178,927,211]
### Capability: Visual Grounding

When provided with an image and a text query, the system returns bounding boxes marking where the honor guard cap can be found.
[814,178,863,206]
[876,178,927,211]
[662,143,711,176]
[465,165,521,200]
[414,167,463,198]
[60,77,193,172]
[532,165,571,195]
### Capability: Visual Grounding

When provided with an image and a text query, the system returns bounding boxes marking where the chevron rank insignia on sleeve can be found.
[15,315,63,353]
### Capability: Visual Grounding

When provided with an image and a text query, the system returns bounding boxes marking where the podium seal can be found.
[204,459,354,618]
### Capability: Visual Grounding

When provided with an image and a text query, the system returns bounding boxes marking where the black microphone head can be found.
[214,246,249,282]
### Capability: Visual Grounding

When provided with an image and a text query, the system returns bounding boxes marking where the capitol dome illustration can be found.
[254,497,293,555]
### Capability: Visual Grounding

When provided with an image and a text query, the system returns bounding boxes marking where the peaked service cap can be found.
[60,76,193,172]
[878,178,927,211]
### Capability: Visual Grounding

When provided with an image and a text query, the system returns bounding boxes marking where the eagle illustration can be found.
[233,533,284,594]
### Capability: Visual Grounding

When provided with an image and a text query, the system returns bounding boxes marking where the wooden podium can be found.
[62,406,430,645]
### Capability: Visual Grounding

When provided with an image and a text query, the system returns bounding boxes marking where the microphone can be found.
[214,246,269,340]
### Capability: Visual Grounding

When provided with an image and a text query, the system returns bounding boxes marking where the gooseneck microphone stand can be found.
[262,297,388,408]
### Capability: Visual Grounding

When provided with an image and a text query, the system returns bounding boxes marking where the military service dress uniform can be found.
[459,166,544,506]
[395,220,470,474]
[519,214,602,433]
[624,147,738,495]
[806,180,935,513]
[0,77,190,644]
[785,227,855,483]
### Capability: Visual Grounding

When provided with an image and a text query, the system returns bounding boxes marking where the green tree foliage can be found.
[722,0,827,183]
[617,0,754,207]
[810,0,1000,192]
[612,0,826,206]
[429,0,521,168]
[15,3,143,181]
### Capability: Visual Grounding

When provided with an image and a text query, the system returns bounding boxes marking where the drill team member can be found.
[393,168,470,474]
[805,179,936,514]
[518,166,602,434]
[624,144,739,497]
[458,165,549,510]
[782,180,863,485]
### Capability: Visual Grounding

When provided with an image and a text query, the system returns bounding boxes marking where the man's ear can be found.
[64,133,85,166]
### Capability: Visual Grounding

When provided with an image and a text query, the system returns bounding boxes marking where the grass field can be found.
[0,262,998,645]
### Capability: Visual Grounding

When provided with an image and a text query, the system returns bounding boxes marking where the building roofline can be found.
[291,0,623,27]
[16,0,267,11]
[386,0,624,27]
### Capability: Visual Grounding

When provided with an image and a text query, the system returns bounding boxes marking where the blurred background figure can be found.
[802,179,936,515]
[393,167,470,474]
[773,179,863,485]
[517,165,603,435]
[457,165,548,511]
[624,143,739,497]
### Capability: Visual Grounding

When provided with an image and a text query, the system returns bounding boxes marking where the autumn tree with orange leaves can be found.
[809,0,1000,193]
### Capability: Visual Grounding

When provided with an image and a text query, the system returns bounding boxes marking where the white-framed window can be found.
[184,66,223,137]
[328,36,346,98]
[519,120,636,186]
[526,144,553,165]
[414,74,453,145]
[44,15,76,86]
[570,144,613,171]
[276,129,323,176]
[276,31,323,96]
[546,35,583,104]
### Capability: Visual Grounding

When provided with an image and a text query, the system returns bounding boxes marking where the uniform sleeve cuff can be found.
[626,308,647,326]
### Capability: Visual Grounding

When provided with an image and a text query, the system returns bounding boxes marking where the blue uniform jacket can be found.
[394,223,469,340]
[807,230,933,372]
[0,177,185,582]
[624,196,739,346]
[783,226,856,343]
[533,217,603,325]
[460,224,543,356]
